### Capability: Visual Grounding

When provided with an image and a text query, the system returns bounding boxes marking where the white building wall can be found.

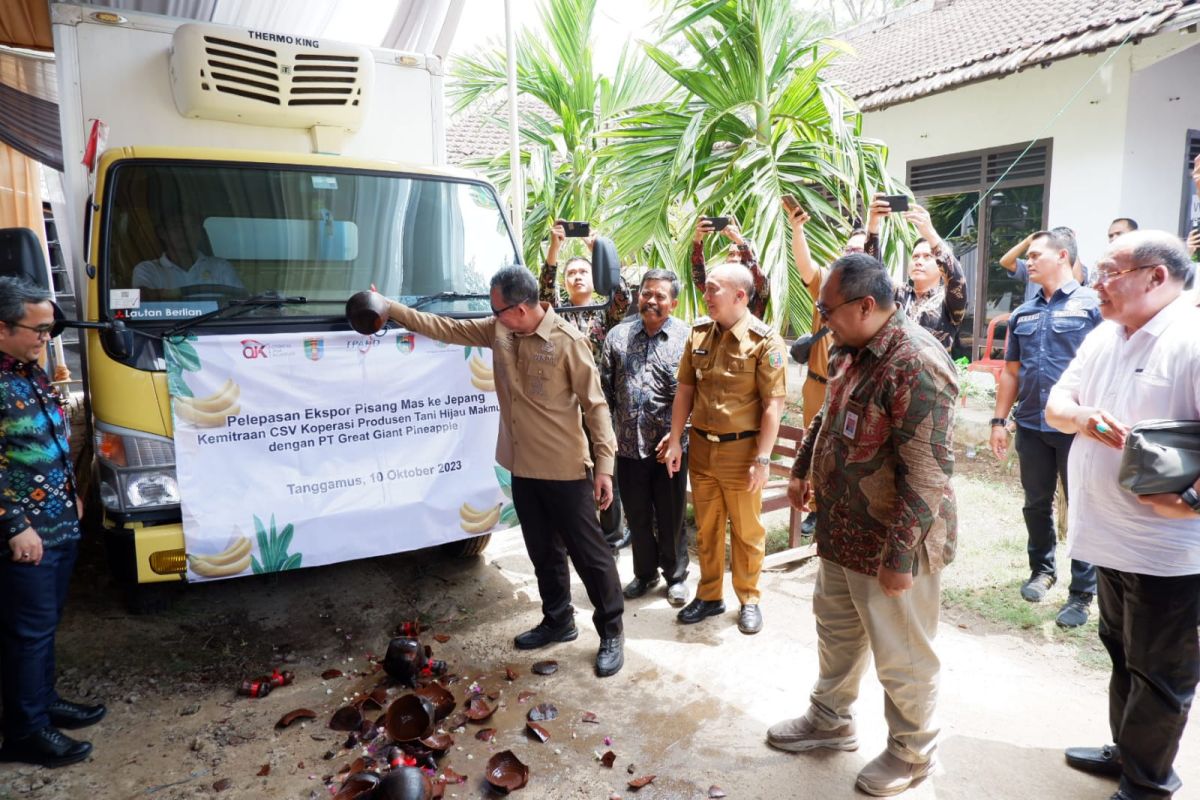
[858,33,1198,266]
[1122,38,1200,236]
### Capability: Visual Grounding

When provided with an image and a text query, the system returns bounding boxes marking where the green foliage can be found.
[451,0,908,334]
[163,335,201,397]
[250,513,302,574]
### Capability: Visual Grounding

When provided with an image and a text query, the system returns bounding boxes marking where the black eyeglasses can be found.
[490,302,518,317]
[814,295,866,319]
[7,322,55,338]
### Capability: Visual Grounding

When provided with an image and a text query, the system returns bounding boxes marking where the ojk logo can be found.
[241,339,296,360]
[396,333,415,354]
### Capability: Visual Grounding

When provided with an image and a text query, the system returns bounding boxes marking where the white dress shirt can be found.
[1050,295,1200,576]
[132,253,244,291]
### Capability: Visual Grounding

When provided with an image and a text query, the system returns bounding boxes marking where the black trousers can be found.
[1097,566,1200,798]
[1014,425,1096,594]
[511,476,623,639]
[617,453,689,586]
[584,424,624,544]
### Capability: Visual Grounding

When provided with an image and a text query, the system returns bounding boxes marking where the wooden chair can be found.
[760,423,807,549]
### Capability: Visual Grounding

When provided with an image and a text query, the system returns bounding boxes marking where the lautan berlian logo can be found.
[303,337,324,361]
[396,333,415,354]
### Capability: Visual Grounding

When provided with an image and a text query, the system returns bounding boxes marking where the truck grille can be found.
[200,35,362,109]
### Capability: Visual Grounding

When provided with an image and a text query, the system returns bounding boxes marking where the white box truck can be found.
[51,3,524,607]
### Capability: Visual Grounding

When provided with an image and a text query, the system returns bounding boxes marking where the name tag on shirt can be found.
[693,349,708,356]
[842,409,860,440]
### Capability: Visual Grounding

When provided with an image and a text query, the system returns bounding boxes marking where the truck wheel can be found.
[447,534,491,558]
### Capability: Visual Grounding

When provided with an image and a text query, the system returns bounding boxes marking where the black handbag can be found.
[1118,420,1200,495]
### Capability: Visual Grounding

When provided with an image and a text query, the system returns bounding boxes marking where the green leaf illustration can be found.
[167,369,193,398]
[463,346,472,360]
[251,513,302,572]
[251,556,263,575]
[494,465,512,499]
[499,503,519,526]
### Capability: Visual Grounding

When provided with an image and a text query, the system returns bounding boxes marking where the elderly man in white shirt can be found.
[1046,230,1200,800]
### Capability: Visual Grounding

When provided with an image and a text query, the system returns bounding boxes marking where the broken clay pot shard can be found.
[628,775,656,790]
[412,684,455,721]
[385,694,437,741]
[383,638,429,687]
[329,705,364,732]
[464,695,495,721]
[600,751,617,768]
[485,750,529,794]
[526,721,550,743]
[276,708,317,729]
[373,767,433,800]
[331,771,380,800]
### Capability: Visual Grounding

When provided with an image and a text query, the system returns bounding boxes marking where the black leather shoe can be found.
[595,635,624,677]
[622,576,661,599]
[0,726,92,768]
[800,514,816,538]
[514,619,579,650]
[608,527,632,553]
[677,598,725,624]
[48,699,107,730]
[738,604,763,634]
[1065,744,1122,778]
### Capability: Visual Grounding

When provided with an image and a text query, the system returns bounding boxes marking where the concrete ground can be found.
[9,525,1194,800]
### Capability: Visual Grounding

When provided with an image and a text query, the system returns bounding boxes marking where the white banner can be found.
[164,329,515,581]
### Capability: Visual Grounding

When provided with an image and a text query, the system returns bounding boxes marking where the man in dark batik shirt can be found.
[540,221,634,551]
[0,277,105,768]
[768,254,958,798]
[690,217,770,319]
[864,194,967,352]
[599,270,690,607]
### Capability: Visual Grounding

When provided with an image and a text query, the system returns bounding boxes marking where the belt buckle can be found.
[705,432,721,443]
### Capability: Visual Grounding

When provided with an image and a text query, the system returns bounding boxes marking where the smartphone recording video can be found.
[562,221,591,238]
[782,195,800,214]
[880,195,910,212]
[704,216,730,232]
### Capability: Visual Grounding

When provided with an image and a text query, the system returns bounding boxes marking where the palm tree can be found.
[602,0,904,329]
[449,0,674,268]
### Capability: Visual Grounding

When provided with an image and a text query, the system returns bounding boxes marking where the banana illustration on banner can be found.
[468,354,495,393]
[173,378,241,428]
[459,501,502,533]
[188,534,252,578]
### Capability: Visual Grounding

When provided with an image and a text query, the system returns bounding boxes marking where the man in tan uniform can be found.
[375,266,625,677]
[663,263,788,634]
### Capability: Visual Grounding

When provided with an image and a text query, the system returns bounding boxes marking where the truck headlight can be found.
[125,471,181,507]
[94,423,179,513]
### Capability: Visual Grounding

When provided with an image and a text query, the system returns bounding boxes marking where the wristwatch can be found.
[753,455,771,466]
[990,417,1008,428]
[1180,487,1200,514]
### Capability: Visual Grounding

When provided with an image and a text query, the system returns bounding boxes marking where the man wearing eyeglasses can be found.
[770,254,957,797]
[374,266,626,678]
[0,277,105,768]
[1046,230,1200,800]
[989,229,1102,628]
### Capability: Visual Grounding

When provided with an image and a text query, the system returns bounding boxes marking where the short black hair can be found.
[489,266,540,308]
[829,253,895,309]
[639,269,680,299]
[0,276,53,325]
[1110,217,1139,231]
[1031,228,1077,265]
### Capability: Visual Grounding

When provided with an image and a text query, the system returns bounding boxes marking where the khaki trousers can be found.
[806,556,941,764]
[688,435,765,605]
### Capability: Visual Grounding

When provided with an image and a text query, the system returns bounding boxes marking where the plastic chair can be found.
[967,312,1011,384]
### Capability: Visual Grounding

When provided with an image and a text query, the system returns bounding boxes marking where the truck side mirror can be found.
[590,236,620,298]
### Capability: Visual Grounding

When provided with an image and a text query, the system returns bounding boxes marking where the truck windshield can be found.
[102,162,519,322]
